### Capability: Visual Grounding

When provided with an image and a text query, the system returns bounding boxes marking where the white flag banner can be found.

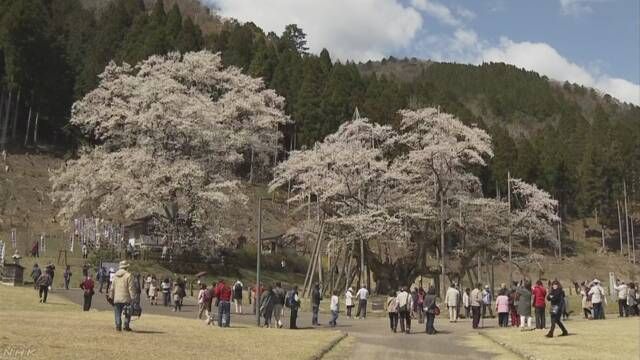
[0,240,5,265]
[10,228,16,249]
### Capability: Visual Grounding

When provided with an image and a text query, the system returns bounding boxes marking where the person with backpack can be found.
[286,286,301,329]
[108,260,136,332]
[423,286,438,335]
[272,282,286,328]
[79,274,95,311]
[260,286,275,328]
[329,290,340,327]
[532,280,547,328]
[546,280,568,338]
[355,285,369,319]
[588,279,606,320]
[214,279,232,327]
[311,283,322,326]
[30,263,41,290]
[386,291,399,332]
[397,286,412,334]
[345,287,355,318]
[232,280,244,314]
[36,270,52,303]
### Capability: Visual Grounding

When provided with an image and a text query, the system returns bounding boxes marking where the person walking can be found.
[260,286,275,328]
[97,266,106,293]
[232,280,244,314]
[214,279,232,327]
[36,270,52,303]
[509,285,520,327]
[589,279,606,320]
[546,280,568,337]
[161,278,171,307]
[172,282,183,312]
[63,266,72,290]
[355,285,369,319]
[411,287,418,319]
[30,263,41,290]
[386,291,399,333]
[614,280,628,317]
[144,274,152,299]
[329,290,340,327]
[148,277,158,306]
[287,286,301,329]
[79,274,95,311]
[397,287,412,334]
[580,284,592,319]
[445,284,460,322]
[272,282,286,328]
[516,281,533,330]
[345,287,355,318]
[463,288,471,319]
[108,260,135,332]
[311,283,322,326]
[532,280,547,329]
[627,283,638,316]
[196,283,208,319]
[81,243,88,259]
[470,283,482,329]
[495,289,510,327]
[423,286,438,335]
[106,267,115,293]
[417,287,426,324]
[481,285,494,318]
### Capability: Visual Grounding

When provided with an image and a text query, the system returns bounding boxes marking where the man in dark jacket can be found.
[289,286,301,329]
[546,280,568,337]
[31,264,42,289]
[311,283,322,326]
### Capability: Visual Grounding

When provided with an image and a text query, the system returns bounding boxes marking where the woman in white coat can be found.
[345,287,355,318]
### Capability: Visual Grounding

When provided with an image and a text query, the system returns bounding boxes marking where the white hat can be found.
[593,279,600,284]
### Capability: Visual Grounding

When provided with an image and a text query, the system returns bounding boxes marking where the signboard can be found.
[608,272,616,297]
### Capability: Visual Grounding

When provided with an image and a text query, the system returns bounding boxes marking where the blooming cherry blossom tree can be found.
[51,51,288,250]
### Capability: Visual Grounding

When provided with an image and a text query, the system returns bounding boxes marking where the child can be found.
[148,279,158,305]
[495,289,510,327]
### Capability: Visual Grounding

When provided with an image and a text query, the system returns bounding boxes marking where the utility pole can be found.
[256,197,264,327]
[617,200,624,256]
[507,171,512,285]
[624,181,631,263]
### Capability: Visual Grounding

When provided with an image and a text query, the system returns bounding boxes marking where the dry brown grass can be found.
[471,317,640,360]
[0,285,341,360]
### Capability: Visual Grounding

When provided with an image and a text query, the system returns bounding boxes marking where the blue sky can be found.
[209,0,640,105]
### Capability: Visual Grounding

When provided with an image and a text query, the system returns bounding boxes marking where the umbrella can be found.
[195,271,207,278]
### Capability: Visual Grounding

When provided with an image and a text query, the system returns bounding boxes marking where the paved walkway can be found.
[59,288,495,359]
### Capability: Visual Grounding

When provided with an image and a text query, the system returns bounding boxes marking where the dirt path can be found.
[59,288,494,359]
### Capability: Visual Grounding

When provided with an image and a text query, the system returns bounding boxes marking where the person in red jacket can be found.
[79,275,95,311]
[214,279,232,327]
[532,280,547,329]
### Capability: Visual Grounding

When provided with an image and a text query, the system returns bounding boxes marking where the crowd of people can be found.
[28,258,639,336]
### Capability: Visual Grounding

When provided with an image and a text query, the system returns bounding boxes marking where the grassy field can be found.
[469,317,640,360]
[0,285,342,360]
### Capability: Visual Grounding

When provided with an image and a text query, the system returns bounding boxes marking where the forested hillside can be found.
[0,0,638,228]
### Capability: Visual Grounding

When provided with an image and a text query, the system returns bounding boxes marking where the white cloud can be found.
[559,0,608,16]
[412,0,461,26]
[455,6,476,20]
[480,38,640,105]
[208,0,422,62]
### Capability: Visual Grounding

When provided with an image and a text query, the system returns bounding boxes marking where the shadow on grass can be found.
[131,330,165,334]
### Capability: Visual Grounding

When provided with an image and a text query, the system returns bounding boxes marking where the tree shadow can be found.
[132,330,165,334]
